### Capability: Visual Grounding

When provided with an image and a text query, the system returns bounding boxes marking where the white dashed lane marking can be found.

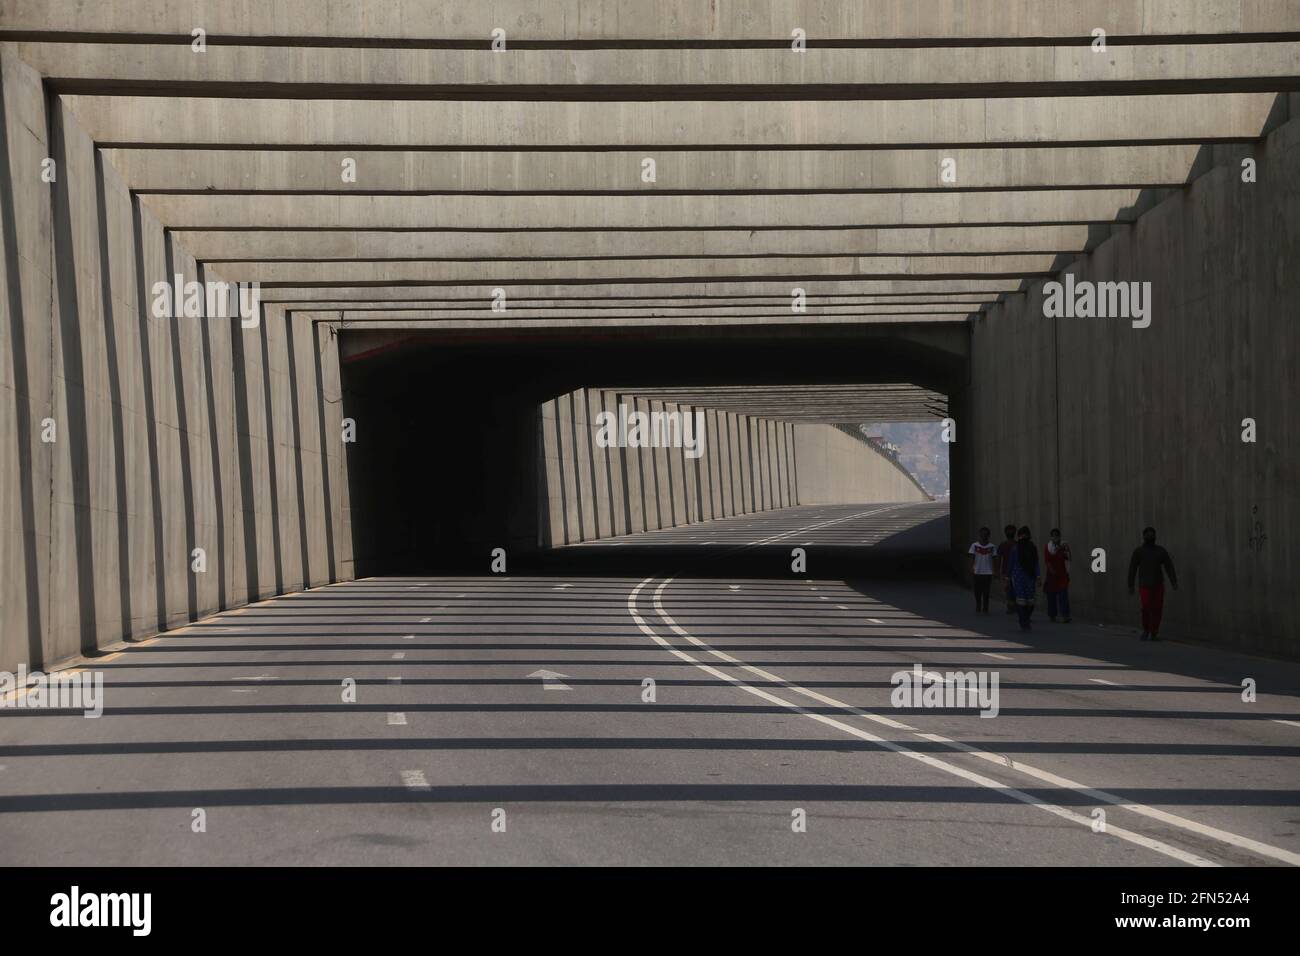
[400,770,430,791]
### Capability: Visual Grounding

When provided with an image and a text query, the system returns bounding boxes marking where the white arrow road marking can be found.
[388,712,407,726]
[388,676,401,685]
[728,585,741,591]
[528,669,572,691]
[1273,719,1300,729]
[983,653,1014,661]
[552,584,572,590]
[419,617,432,623]
[632,575,1300,868]
[400,770,430,791]
[232,674,273,681]
[392,652,405,660]
[914,671,948,684]
[1089,678,1121,686]
[402,634,415,640]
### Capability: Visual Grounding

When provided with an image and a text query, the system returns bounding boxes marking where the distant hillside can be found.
[863,422,950,498]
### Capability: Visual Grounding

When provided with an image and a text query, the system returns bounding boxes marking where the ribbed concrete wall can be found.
[959,116,1299,658]
[538,388,797,545]
[794,425,931,505]
[0,49,350,674]
[539,388,927,546]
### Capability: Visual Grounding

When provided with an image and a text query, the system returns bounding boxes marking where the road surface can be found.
[2,503,1298,866]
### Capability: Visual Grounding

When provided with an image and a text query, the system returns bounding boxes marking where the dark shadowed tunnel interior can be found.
[339,321,963,577]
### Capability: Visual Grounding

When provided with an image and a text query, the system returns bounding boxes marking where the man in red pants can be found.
[1127,527,1178,641]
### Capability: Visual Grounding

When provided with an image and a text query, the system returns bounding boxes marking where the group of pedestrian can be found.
[967,524,1176,640]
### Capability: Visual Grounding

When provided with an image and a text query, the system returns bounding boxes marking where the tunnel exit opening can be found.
[337,323,965,578]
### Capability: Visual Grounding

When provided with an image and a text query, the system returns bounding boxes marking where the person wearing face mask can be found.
[1127,526,1178,641]
[968,526,997,614]
[1043,528,1072,623]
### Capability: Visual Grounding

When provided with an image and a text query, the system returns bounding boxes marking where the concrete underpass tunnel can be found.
[338,322,963,577]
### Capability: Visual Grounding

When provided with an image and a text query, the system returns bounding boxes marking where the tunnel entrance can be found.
[338,322,965,577]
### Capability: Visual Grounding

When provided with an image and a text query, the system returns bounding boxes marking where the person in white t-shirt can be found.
[968,526,997,613]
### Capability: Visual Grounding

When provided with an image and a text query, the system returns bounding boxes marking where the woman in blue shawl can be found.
[1008,525,1040,630]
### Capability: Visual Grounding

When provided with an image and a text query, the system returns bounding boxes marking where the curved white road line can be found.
[626,577,1215,867]
[638,573,1300,867]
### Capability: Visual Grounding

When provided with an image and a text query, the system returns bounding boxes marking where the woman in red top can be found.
[1043,528,1072,623]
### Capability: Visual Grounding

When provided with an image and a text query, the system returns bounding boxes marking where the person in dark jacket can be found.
[1127,527,1178,641]
[1008,526,1040,631]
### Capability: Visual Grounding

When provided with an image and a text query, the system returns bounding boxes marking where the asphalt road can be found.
[2,502,1298,866]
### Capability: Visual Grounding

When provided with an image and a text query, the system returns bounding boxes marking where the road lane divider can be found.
[639,575,1300,868]
[626,576,1214,867]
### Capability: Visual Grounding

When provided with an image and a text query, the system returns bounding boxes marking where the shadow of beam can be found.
[3,783,1297,814]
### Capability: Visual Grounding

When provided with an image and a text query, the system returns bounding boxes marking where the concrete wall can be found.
[0,48,349,674]
[959,114,1299,657]
[795,424,931,505]
[539,388,927,546]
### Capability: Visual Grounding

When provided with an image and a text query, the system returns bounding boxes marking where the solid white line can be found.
[1089,678,1121,686]
[748,505,901,547]
[1273,719,1300,729]
[400,769,430,791]
[868,618,884,624]
[388,676,402,685]
[643,576,1300,868]
[388,712,407,726]
[626,578,1212,867]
